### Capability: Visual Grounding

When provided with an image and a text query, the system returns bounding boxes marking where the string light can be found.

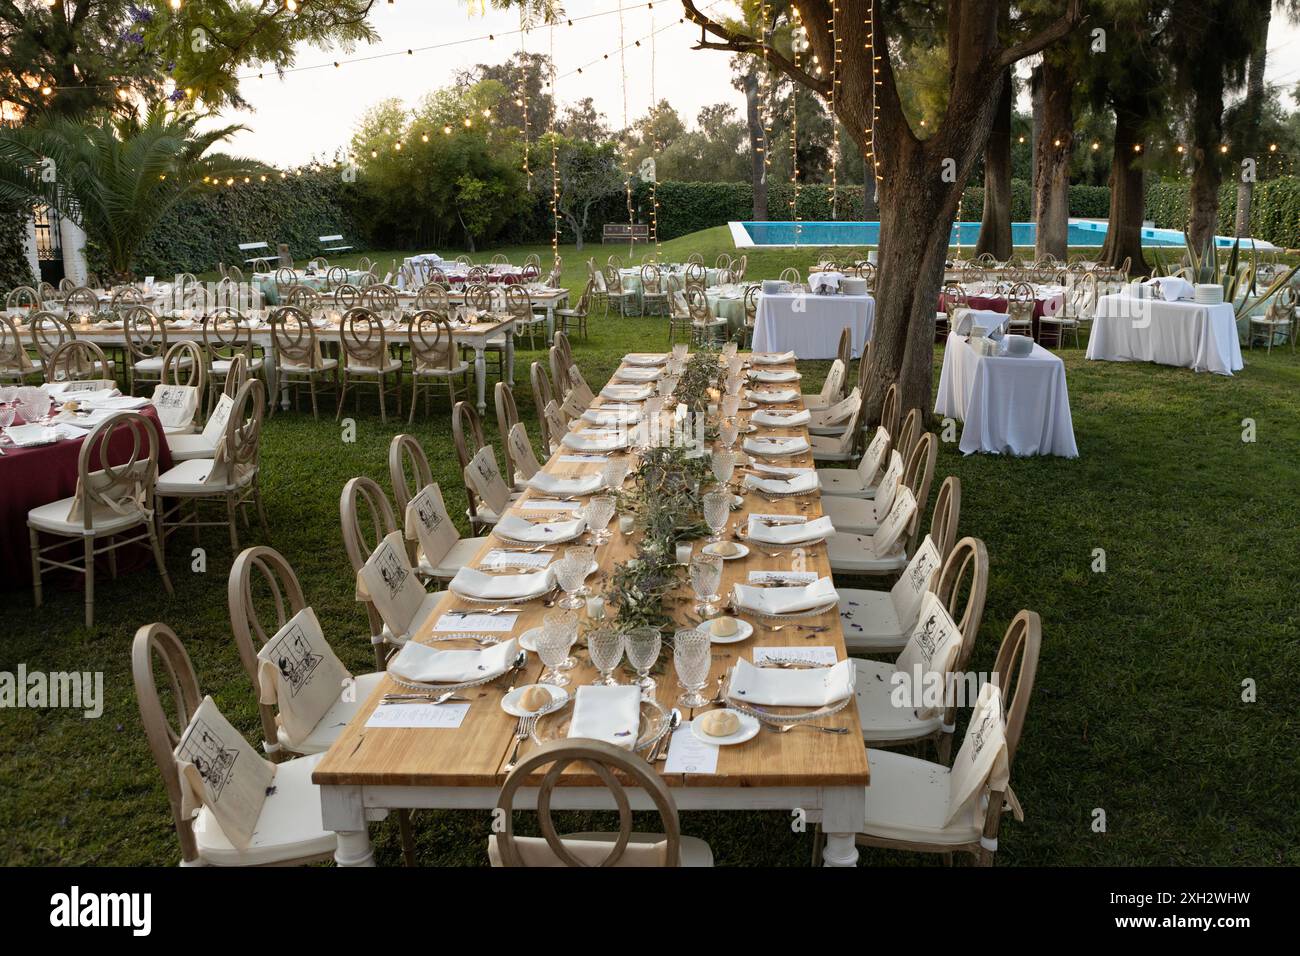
[790,8,802,245]
[649,4,660,257]
[617,0,633,246]
[549,22,561,269]
[865,0,882,189]
[829,1,840,219]
[520,21,532,191]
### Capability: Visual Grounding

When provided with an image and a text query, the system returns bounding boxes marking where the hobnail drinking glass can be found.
[586,627,625,686]
[673,628,712,708]
[711,446,736,487]
[690,553,723,618]
[672,343,689,362]
[537,612,577,686]
[720,419,739,449]
[601,459,630,492]
[703,490,732,544]
[624,627,662,697]
[584,494,617,545]
[555,546,594,610]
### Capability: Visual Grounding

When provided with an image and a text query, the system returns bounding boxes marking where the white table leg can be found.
[505,328,516,385]
[821,786,866,867]
[474,342,487,414]
[320,785,375,867]
[545,305,555,342]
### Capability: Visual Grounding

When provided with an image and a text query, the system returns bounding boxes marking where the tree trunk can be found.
[1099,107,1148,275]
[1234,7,1270,237]
[1187,75,1225,255]
[974,71,1013,259]
[1030,63,1043,218]
[743,68,768,221]
[1033,56,1072,261]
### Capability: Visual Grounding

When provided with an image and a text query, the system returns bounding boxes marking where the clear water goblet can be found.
[624,627,662,697]
[601,459,630,492]
[586,627,625,686]
[555,546,594,610]
[584,494,616,545]
[673,628,712,708]
[537,613,576,686]
[672,343,689,362]
[711,446,736,487]
[702,490,732,545]
[720,419,739,450]
[690,553,723,618]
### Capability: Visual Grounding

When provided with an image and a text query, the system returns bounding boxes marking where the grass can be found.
[3,229,1298,866]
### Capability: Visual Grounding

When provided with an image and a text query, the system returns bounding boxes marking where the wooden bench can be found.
[602,223,650,244]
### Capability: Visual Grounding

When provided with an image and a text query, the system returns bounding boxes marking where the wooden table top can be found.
[312,351,870,790]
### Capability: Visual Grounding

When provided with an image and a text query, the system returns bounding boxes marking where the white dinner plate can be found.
[702,541,749,561]
[700,618,754,645]
[690,710,761,746]
[501,683,570,717]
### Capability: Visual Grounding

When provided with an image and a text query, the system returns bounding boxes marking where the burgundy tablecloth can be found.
[937,291,1065,341]
[0,405,172,589]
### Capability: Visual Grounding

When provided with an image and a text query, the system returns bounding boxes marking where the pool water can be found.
[735,220,1230,248]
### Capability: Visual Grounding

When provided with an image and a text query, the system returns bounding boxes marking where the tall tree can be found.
[461,52,556,133]
[683,0,1082,414]
[974,68,1014,258]
[1232,4,1271,236]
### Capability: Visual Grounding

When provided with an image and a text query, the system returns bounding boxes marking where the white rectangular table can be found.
[752,292,874,360]
[1086,294,1243,375]
[935,332,1079,458]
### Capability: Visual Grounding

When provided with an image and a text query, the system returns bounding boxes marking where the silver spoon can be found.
[380,692,468,705]
[654,709,682,761]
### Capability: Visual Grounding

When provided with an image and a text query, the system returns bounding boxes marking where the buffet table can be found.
[752,292,874,359]
[1086,293,1243,375]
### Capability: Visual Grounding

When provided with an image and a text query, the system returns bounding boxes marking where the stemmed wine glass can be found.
[690,553,723,618]
[720,418,739,450]
[554,546,594,610]
[587,627,625,686]
[702,489,732,545]
[673,628,712,708]
[583,495,616,545]
[537,612,576,686]
[624,627,662,697]
[601,459,630,492]
[672,343,689,363]
[711,446,735,488]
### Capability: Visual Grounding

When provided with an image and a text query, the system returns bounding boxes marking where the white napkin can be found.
[743,435,811,458]
[601,383,653,401]
[732,575,838,616]
[582,405,642,426]
[448,566,554,600]
[749,369,801,383]
[614,366,663,382]
[561,429,626,452]
[526,472,605,495]
[729,657,854,707]
[751,409,812,428]
[388,638,519,684]
[749,388,799,404]
[568,685,643,749]
[752,350,796,365]
[494,513,586,543]
[744,470,820,495]
[745,514,834,545]
[624,353,668,366]
[808,272,843,294]
[1145,276,1195,301]
[4,423,59,447]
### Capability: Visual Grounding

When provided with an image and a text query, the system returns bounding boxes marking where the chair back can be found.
[0,315,30,373]
[388,434,434,515]
[464,283,492,313]
[110,285,145,311]
[856,341,873,393]
[897,407,923,464]
[71,410,159,530]
[901,432,938,555]
[505,285,533,322]
[48,339,111,382]
[340,307,389,369]
[415,282,450,313]
[273,267,297,295]
[362,283,399,317]
[879,381,900,438]
[122,306,167,365]
[214,377,265,486]
[835,326,852,370]
[285,285,321,312]
[934,535,987,678]
[685,287,712,322]
[325,266,349,291]
[201,307,252,363]
[992,611,1042,766]
[530,361,557,447]
[271,306,320,368]
[549,344,571,397]
[465,444,512,515]
[507,422,543,482]
[29,310,74,360]
[929,475,961,560]
[160,340,205,392]
[340,475,397,577]
[685,262,706,290]
[820,359,846,405]
[495,382,521,481]
[333,283,360,311]
[743,286,759,327]
[408,310,457,372]
[227,545,309,754]
[132,622,206,862]
[779,267,801,285]
[491,738,683,867]
[63,286,99,318]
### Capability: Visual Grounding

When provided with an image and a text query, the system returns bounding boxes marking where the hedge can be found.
[0,200,35,289]
[1145,176,1300,249]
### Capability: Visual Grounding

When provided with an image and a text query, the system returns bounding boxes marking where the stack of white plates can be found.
[1194,284,1224,305]
[840,277,868,295]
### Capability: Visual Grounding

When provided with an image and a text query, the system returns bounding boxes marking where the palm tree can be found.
[0,105,263,282]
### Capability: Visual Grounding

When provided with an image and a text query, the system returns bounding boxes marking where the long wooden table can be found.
[312,351,871,866]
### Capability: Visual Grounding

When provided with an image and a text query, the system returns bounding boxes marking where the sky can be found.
[214,0,1300,167]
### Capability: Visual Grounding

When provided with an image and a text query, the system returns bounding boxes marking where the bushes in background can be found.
[0,200,35,289]
[1145,176,1300,249]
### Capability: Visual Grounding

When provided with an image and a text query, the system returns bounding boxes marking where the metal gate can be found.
[34,204,64,285]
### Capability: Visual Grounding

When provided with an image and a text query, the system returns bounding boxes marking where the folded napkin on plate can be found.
[561,429,626,452]
[624,353,668,366]
[526,472,605,495]
[751,408,812,428]
[749,369,801,383]
[744,470,820,495]
[582,405,642,425]
[388,638,519,684]
[448,566,554,601]
[568,685,643,749]
[614,366,663,382]
[728,657,854,707]
[494,513,586,543]
[745,514,834,545]
[1144,276,1195,301]
[743,435,811,458]
[751,350,797,365]
[601,383,654,402]
[4,423,59,447]
[749,388,799,404]
[44,382,121,400]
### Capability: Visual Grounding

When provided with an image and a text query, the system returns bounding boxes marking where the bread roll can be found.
[519,686,552,712]
[709,616,740,638]
[699,710,741,737]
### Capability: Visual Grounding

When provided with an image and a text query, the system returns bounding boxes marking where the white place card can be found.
[749,513,808,524]
[480,550,552,570]
[752,646,839,667]
[663,722,719,775]
[365,702,470,730]
[747,570,819,585]
[559,454,610,464]
[432,612,517,632]
[522,499,581,511]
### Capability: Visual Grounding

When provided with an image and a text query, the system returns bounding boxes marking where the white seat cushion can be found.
[413,361,470,378]
[827,532,907,575]
[193,752,337,866]
[212,357,264,375]
[380,591,442,645]
[860,748,982,847]
[280,357,339,373]
[853,658,944,742]
[28,495,148,536]
[489,831,714,867]
[838,588,908,653]
[419,535,492,580]
[156,457,244,494]
[162,422,197,436]
[810,435,855,462]
[821,495,886,535]
[816,467,869,497]
[166,432,217,461]
[802,393,832,411]
[346,358,402,374]
[276,671,386,755]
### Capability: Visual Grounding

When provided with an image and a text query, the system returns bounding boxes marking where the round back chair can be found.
[333,283,361,311]
[779,267,801,285]
[47,339,111,382]
[28,310,75,361]
[495,382,521,483]
[928,475,961,561]
[388,434,433,515]
[464,283,493,314]
[271,306,321,369]
[110,285,145,311]
[124,305,167,365]
[63,286,99,318]
[274,267,297,296]
[879,381,900,439]
[362,283,399,317]
[530,361,557,448]
[325,266,349,290]
[161,340,206,393]
[504,285,533,321]
[415,282,450,314]
[201,307,252,364]
[408,309,457,372]
[285,285,321,313]
[5,285,40,311]
[451,400,488,476]
[339,307,389,369]
[993,610,1042,769]
[901,432,938,555]
[934,535,988,682]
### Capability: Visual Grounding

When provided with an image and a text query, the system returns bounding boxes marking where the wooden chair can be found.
[837,533,944,654]
[802,358,846,412]
[122,306,169,394]
[46,339,112,383]
[340,475,411,669]
[407,309,469,422]
[810,387,866,462]
[686,287,727,346]
[530,361,559,452]
[337,307,403,423]
[488,738,713,867]
[155,377,269,553]
[640,264,670,316]
[506,421,544,484]
[778,267,801,285]
[453,401,516,532]
[495,382,524,488]
[816,382,896,497]
[604,265,638,317]
[549,343,572,400]
[896,407,923,465]
[553,280,592,340]
[0,314,42,382]
[414,282,450,313]
[131,622,337,866]
[152,341,205,436]
[28,411,172,628]
[1006,282,1035,338]
[201,307,264,414]
[835,325,852,371]
[29,309,75,369]
[815,611,1040,866]
[271,305,339,419]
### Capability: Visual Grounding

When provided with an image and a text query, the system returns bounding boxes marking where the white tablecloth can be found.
[1086,294,1243,375]
[752,292,874,359]
[935,332,1079,458]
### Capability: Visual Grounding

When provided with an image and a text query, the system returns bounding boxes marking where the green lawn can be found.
[3,231,1298,866]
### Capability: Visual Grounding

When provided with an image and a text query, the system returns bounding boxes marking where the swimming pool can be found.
[730,219,1268,249]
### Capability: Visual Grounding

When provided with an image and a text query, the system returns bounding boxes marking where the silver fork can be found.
[503,714,538,772]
